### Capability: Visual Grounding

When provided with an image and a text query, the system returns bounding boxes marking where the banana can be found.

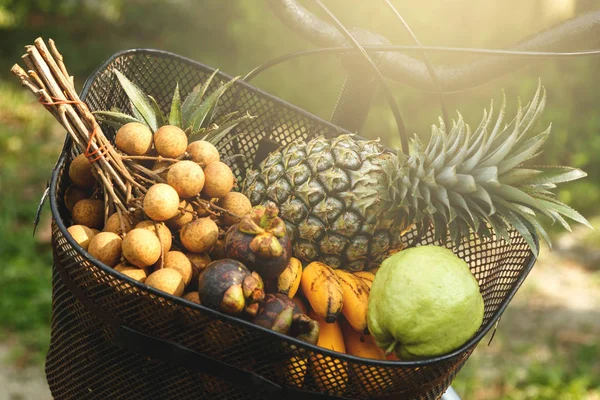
[339,317,393,394]
[308,311,348,394]
[367,267,380,275]
[339,317,384,360]
[334,269,370,334]
[353,270,375,289]
[276,257,303,298]
[283,355,308,388]
[300,262,343,323]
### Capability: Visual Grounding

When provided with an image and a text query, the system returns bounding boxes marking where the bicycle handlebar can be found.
[266,0,600,91]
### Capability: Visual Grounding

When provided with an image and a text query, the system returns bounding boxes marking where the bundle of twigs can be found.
[11,37,235,224]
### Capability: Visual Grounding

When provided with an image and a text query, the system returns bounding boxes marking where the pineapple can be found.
[243,84,591,271]
[93,69,253,147]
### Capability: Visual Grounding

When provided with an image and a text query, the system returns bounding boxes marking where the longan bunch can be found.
[64,122,253,301]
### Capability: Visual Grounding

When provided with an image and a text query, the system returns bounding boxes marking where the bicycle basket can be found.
[47,49,537,400]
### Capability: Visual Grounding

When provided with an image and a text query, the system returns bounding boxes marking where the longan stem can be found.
[121,155,181,163]
[191,197,241,220]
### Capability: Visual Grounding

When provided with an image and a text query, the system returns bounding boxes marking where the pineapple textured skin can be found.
[244,135,406,271]
[243,83,591,269]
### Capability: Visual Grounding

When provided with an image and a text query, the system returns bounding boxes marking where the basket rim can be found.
[51,47,538,368]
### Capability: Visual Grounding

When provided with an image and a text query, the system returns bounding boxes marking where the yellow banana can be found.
[334,269,370,334]
[367,267,380,275]
[339,317,384,360]
[283,355,308,388]
[308,311,348,394]
[300,262,343,323]
[339,317,393,394]
[353,270,375,289]
[276,257,303,298]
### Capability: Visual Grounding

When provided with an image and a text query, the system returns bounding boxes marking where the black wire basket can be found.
[47,49,537,400]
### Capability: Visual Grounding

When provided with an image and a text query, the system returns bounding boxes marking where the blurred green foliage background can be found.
[0,1,598,398]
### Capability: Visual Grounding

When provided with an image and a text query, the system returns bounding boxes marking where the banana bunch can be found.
[275,259,377,331]
[275,259,392,393]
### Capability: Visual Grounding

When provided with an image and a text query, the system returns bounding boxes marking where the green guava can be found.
[367,245,484,360]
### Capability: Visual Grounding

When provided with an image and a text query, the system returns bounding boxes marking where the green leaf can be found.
[436,166,458,186]
[479,108,521,168]
[113,69,158,131]
[497,127,550,174]
[500,208,539,254]
[453,174,477,193]
[194,112,254,147]
[189,77,240,132]
[547,209,572,232]
[482,92,506,154]
[521,212,552,250]
[214,110,240,126]
[93,110,142,128]
[181,69,219,128]
[471,166,499,186]
[169,83,182,127]
[528,166,587,185]
[148,95,167,127]
[471,185,495,214]
[448,190,474,224]
[489,184,553,219]
[536,198,593,229]
[487,214,512,245]
[499,168,542,185]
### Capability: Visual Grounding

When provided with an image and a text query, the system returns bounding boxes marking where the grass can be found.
[0,79,62,365]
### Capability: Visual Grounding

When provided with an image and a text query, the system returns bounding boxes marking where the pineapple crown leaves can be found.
[389,81,591,253]
[93,69,255,150]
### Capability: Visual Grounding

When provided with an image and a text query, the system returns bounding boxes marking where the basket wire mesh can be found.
[46,49,536,400]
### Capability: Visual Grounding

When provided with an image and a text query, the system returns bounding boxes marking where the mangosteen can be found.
[252,294,319,344]
[225,202,291,281]
[198,259,265,316]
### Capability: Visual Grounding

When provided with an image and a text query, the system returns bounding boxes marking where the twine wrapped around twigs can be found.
[11,37,238,224]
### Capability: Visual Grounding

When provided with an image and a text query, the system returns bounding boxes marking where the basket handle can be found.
[53,258,348,400]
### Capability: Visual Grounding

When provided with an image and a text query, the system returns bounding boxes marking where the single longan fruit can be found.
[115,263,148,283]
[115,122,153,156]
[145,268,185,296]
[201,161,234,199]
[187,141,220,166]
[217,192,252,226]
[166,200,194,231]
[67,225,96,250]
[164,251,193,286]
[183,291,201,304]
[135,220,172,254]
[186,252,211,291]
[186,252,211,272]
[180,217,218,253]
[167,160,205,198]
[72,199,104,229]
[88,232,122,267]
[104,212,133,235]
[143,183,180,221]
[64,185,88,212]
[69,154,96,189]
[122,228,162,268]
[154,125,187,158]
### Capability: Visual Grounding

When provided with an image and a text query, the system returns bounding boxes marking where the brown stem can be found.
[121,155,181,163]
